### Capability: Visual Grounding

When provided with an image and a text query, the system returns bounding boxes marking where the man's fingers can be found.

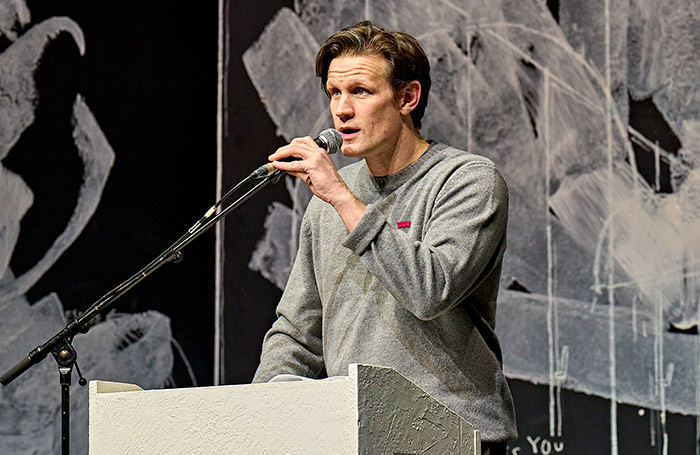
[268,144,302,162]
[270,159,305,172]
[283,170,310,184]
[268,136,319,162]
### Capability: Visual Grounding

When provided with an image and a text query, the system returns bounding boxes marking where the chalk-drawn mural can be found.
[242,1,700,453]
[0,1,173,453]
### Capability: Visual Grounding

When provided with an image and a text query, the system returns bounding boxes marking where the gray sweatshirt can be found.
[253,142,517,443]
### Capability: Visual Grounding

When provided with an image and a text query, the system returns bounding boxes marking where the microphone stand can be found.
[0,168,284,455]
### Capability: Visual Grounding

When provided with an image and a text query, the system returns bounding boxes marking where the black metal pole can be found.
[51,337,78,455]
[59,366,72,455]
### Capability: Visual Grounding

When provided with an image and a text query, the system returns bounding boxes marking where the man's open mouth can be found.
[340,128,360,136]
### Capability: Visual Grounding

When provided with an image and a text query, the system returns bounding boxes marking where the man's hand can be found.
[269,136,366,231]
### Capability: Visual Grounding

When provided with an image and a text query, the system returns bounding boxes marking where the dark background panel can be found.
[507,379,697,455]
[5,0,218,387]
[221,0,295,384]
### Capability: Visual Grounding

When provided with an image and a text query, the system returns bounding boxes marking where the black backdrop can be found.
[220,0,296,384]
[8,0,696,453]
[5,0,218,387]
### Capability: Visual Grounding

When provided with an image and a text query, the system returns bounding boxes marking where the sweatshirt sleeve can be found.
[252,210,325,383]
[342,162,508,321]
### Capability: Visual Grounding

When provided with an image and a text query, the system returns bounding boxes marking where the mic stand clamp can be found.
[50,336,87,455]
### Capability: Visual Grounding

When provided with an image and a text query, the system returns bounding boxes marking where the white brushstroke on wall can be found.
[543,67,556,437]
[602,0,619,452]
[0,0,30,41]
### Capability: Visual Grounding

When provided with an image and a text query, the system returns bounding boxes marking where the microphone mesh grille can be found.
[318,128,343,154]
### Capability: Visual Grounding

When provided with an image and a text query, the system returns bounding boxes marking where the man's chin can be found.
[340,146,364,158]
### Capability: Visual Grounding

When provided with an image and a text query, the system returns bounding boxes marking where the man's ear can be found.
[399,81,422,116]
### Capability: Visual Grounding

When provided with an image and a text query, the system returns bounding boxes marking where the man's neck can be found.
[366,128,430,177]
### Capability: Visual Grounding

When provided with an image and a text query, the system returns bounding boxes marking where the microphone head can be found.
[316,128,343,155]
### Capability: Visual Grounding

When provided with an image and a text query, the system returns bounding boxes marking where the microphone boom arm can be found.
[0,169,282,386]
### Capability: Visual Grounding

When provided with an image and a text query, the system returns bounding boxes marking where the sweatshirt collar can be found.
[367,141,445,193]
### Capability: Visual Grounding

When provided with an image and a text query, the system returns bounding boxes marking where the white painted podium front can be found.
[89,363,480,455]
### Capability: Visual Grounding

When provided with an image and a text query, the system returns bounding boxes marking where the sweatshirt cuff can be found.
[341,203,387,254]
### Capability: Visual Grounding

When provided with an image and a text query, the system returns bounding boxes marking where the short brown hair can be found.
[316,21,431,129]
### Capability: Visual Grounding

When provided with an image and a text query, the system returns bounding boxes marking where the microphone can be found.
[250,128,343,179]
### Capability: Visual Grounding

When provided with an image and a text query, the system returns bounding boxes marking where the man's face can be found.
[326,54,405,160]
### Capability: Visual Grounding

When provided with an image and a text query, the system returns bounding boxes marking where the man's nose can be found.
[333,94,353,120]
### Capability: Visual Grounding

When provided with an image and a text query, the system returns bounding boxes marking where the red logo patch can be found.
[397,221,411,229]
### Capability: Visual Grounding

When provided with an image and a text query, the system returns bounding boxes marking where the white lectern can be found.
[89,363,480,454]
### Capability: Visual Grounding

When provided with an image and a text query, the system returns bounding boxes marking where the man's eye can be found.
[355,88,367,94]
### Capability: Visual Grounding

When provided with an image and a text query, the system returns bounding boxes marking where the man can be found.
[253,21,516,453]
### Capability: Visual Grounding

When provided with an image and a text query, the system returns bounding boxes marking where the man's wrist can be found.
[330,188,366,231]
